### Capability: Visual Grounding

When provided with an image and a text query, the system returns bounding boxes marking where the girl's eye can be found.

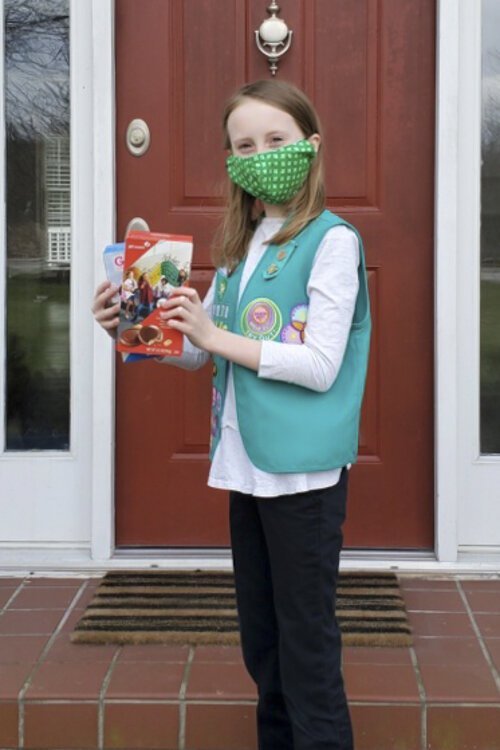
[270,136,284,146]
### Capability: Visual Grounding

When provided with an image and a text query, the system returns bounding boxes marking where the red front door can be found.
[114,0,436,550]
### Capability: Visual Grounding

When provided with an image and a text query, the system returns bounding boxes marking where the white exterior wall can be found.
[0,0,499,574]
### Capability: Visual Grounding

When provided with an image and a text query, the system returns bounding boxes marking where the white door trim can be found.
[0,0,96,544]
[454,0,500,551]
[434,0,461,562]
[435,0,500,560]
[90,0,117,562]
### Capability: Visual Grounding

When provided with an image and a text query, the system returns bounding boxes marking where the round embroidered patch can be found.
[290,303,308,326]
[280,326,303,344]
[240,298,282,340]
[280,303,308,344]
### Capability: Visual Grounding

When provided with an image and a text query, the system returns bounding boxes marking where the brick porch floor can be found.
[1,574,500,750]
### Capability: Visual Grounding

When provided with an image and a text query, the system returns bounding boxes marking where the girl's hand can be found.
[162,286,262,370]
[160,287,217,351]
[91,280,120,338]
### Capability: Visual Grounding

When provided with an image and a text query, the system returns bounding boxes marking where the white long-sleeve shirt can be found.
[158,216,360,497]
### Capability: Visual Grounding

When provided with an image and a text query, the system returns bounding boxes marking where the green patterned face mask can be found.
[226,139,316,205]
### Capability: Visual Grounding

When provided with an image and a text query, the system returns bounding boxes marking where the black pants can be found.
[229,467,353,750]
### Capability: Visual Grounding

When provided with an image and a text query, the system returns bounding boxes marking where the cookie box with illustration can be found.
[116,230,193,357]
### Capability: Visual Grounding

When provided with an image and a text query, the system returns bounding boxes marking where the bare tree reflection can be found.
[5,0,69,140]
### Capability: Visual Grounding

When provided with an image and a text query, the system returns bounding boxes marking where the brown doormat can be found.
[70,570,412,648]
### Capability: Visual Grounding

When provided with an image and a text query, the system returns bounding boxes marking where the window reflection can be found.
[5,0,70,450]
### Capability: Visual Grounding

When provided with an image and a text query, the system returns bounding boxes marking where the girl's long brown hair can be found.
[212,80,326,271]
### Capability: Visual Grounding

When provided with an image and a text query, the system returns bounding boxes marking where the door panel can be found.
[115,0,435,549]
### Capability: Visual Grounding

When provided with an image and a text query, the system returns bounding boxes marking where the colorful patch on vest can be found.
[212,386,222,413]
[217,278,227,300]
[210,386,223,444]
[240,298,282,341]
[280,303,308,344]
[210,412,220,441]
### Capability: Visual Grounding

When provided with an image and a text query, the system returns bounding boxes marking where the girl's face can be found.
[226,98,320,157]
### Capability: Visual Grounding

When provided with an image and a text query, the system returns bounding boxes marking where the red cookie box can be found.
[116,230,193,357]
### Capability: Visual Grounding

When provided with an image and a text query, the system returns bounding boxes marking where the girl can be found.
[120,269,137,320]
[137,271,154,318]
[153,275,169,305]
[93,79,371,750]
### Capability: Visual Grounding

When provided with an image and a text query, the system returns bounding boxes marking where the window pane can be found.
[4,0,70,450]
[481,0,500,454]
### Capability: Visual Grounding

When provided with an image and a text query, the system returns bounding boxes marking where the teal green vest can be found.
[210,209,371,473]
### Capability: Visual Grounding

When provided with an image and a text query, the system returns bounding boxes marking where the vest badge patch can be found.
[217,278,227,300]
[280,303,308,344]
[210,386,223,448]
[240,298,282,341]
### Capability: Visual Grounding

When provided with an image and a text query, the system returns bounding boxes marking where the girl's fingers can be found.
[100,311,120,329]
[91,280,120,339]
[95,279,112,295]
[101,317,119,330]
[159,298,189,316]
[95,307,120,327]
[164,317,183,330]
[93,282,117,307]
[170,285,196,296]
[95,300,120,318]
[159,305,190,321]
[92,283,119,314]
[169,287,200,304]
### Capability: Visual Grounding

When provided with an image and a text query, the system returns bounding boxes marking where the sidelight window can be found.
[3,0,70,450]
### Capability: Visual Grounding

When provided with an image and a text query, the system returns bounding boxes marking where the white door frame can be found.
[90,0,117,562]
[86,0,499,570]
[434,0,462,563]
[453,0,500,557]
[0,0,95,551]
